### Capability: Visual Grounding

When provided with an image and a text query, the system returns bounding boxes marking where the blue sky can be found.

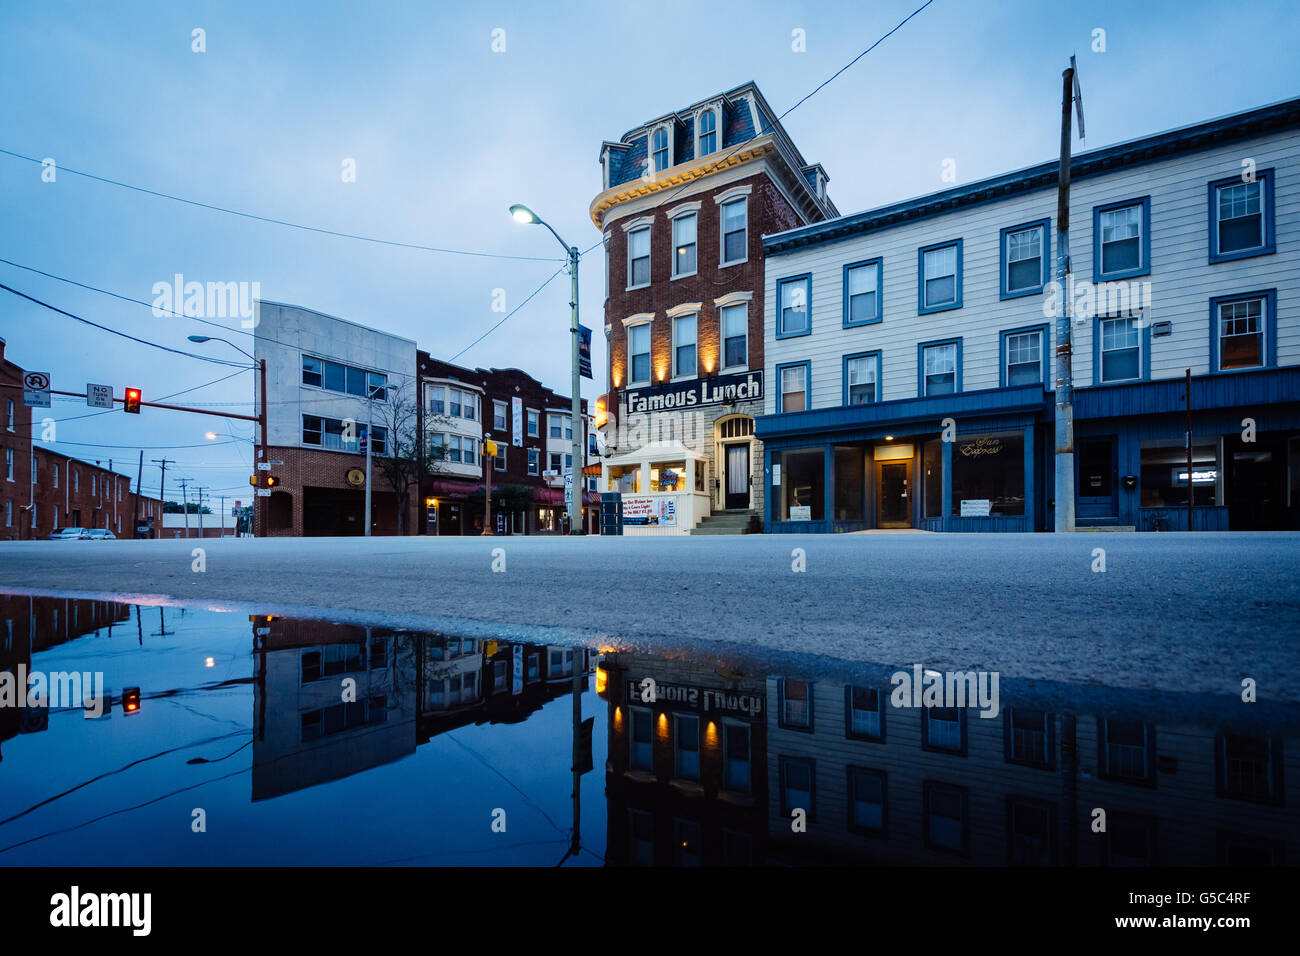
[2,0,1297,504]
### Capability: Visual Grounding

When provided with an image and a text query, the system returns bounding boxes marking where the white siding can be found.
[765,131,1300,412]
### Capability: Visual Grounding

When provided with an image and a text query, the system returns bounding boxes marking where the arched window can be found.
[699,110,717,155]
[652,129,669,171]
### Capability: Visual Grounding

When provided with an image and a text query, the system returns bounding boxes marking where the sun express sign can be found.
[624,370,763,414]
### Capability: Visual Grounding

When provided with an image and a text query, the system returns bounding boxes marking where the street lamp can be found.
[510,203,584,535]
[188,334,268,538]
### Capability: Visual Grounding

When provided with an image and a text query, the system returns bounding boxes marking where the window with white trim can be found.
[627,227,650,287]
[493,400,507,431]
[922,245,958,309]
[846,262,879,323]
[721,197,746,264]
[673,313,697,377]
[527,448,539,475]
[779,365,807,413]
[1215,180,1264,255]
[721,303,747,370]
[846,356,876,404]
[672,213,697,277]
[698,109,716,155]
[628,323,651,385]
[923,343,957,396]
[777,277,810,336]
[651,128,669,171]
[494,443,506,471]
[1005,330,1043,386]
[1005,226,1043,293]
[1100,317,1141,382]
[1099,204,1142,275]
[1217,297,1264,369]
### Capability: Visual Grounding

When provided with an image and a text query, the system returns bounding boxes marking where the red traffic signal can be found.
[265,475,278,488]
[124,388,142,414]
[122,686,141,714]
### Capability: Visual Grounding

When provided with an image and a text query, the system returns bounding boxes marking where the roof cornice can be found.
[764,95,1300,256]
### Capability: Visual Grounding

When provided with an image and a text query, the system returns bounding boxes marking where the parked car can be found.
[49,527,89,540]
[85,529,117,540]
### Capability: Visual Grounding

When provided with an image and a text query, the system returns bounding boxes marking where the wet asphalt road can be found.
[1,532,1297,699]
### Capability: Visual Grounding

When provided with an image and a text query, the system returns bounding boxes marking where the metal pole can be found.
[1053,65,1077,533]
[196,488,205,539]
[134,450,143,538]
[180,479,190,538]
[364,392,373,536]
[1185,368,1194,532]
[257,358,267,538]
[483,434,494,535]
[569,245,582,535]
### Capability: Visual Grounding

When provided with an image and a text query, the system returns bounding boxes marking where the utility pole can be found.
[179,478,191,538]
[1054,57,1085,533]
[219,495,226,537]
[151,457,172,541]
[196,487,206,539]
[364,389,373,536]
[1185,369,1194,532]
[134,451,144,539]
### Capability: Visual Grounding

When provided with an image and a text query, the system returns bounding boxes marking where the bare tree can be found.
[367,380,454,536]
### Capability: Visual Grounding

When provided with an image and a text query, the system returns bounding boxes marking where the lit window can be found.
[672,213,697,277]
[1218,297,1264,370]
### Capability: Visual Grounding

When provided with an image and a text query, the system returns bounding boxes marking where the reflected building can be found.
[763,676,1295,865]
[599,651,768,865]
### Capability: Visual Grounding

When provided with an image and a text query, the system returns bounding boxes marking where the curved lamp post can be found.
[510,204,583,535]
[188,334,268,537]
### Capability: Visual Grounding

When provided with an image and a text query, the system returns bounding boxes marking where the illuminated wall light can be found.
[595,665,608,695]
[204,657,215,668]
[657,712,669,737]
[613,706,623,730]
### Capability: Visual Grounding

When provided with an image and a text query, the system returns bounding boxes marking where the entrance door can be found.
[877,461,911,528]
[724,443,750,510]
[1077,438,1118,520]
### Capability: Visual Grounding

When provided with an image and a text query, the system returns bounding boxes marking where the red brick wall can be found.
[600,171,802,413]
[261,444,415,536]
[31,448,163,539]
[1,341,33,540]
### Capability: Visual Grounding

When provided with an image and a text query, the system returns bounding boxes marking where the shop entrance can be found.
[724,442,750,510]
[1077,437,1118,520]
[1227,435,1286,530]
[876,460,911,528]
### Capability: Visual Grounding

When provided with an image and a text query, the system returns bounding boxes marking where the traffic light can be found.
[265,475,279,488]
[122,686,141,714]
[249,474,259,486]
[124,387,142,413]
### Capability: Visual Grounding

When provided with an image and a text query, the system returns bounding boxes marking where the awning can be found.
[426,479,483,499]
[602,440,704,467]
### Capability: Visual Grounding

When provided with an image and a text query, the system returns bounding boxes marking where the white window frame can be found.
[494,443,506,472]
[1215,179,1266,256]
[923,343,958,396]
[697,107,717,156]
[651,126,670,172]
[1217,297,1266,371]
[626,224,651,290]
[1100,316,1142,383]
[922,245,959,310]
[779,365,808,413]
[846,355,877,404]
[625,317,653,386]
[527,448,540,475]
[714,291,753,372]
[669,204,699,280]
[1004,226,1043,294]
[715,185,752,267]
[1005,330,1043,386]
[1098,204,1143,276]
[493,400,507,432]
[526,408,540,438]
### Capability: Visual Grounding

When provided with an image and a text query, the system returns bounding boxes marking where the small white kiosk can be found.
[601,441,710,536]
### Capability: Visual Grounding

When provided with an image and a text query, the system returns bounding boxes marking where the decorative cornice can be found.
[665,302,703,318]
[589,137,777,228]
[713,290,754,308]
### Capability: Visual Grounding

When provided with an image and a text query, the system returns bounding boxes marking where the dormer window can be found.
[698,110,717,156]
[652,129,669,172]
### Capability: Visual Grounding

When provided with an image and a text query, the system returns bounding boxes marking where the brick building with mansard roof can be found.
[590,82,836,534]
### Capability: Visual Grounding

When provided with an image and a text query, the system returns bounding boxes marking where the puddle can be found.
[0,592,1295,866]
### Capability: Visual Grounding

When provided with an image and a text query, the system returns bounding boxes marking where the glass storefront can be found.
[923,439,943,519]
[779,448,824,521]
[951,432,1025,516]
[834,447,865,521]
[649,461,687,493]
[607,465,641,493]
[1140,440,1219,507]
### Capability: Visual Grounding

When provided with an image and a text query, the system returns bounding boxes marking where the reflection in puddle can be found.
[0,593,1295,866]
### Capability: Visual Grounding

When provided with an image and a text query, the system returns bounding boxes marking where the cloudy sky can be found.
[2,0,1297,506]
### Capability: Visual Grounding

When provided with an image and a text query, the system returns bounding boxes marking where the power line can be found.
[447,264,568,362]
[0,147,564,263]
[0,281,251,368]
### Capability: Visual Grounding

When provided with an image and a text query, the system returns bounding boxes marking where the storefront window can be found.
[923,439,943,519]
[650,461,687,492]
[834,447,865,520]
[608,465,641,494]
[1140,440,1219,507]
[695,462,706,492]
[951,432,1024,516]
[780,449,824,521]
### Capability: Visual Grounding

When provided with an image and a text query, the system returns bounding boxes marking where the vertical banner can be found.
[511,397,523,447]
[578,324,593,379]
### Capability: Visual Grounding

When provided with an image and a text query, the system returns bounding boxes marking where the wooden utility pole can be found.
[134,451,144,538]
[1054,57,1085,533]
[1185,369,1194,531]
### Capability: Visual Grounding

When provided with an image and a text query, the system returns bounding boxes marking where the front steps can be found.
[689,511,760,535]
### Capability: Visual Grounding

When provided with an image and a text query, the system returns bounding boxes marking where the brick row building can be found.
[2,337,162,540]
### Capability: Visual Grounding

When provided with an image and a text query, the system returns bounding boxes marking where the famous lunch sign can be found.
[623,370,763,414]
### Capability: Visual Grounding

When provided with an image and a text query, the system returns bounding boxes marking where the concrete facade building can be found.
[254,301,419,536]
